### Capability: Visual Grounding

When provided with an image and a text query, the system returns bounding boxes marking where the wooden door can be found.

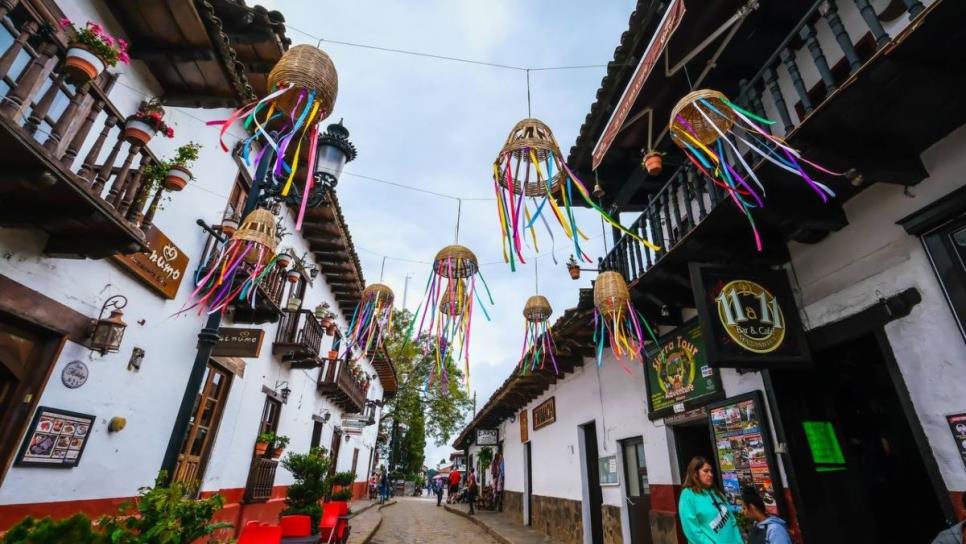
[622,438,653,544]
[330,428,343,473]
[173,363,232,485]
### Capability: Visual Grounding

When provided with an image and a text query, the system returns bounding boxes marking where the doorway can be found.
[173,362,232,486]
[579,422,603,544]
[523,441,532,526]
[620,437,652,544]
[770,332,948,543]
[672,420,714,481]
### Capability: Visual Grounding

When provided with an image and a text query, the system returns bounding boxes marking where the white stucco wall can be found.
[0,0,384,506]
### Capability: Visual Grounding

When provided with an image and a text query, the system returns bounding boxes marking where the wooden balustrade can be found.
[318,358,367,414]
[243,457,278,503]
[0,5,170,243]
[273,309,325,367]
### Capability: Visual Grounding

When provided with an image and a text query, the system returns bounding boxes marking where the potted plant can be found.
[277,250,292,269]
[123,98,174,146]
[271,434,291,459]
[287,296,302,312]
[58,19,129,84]
[162,142,201,191]
[328,347,339,361]
[566,255,580,280]
[255,432,275,457]
[286,269,301,284]
[642,150,664,176]
[314,302,330,321]
[281,448,332,532]
[221,211,240,235]
[330,471,357,501]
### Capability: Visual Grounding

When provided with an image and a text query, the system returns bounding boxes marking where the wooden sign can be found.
[212,327,265,358]
[112,226,189,299]
[532,397,556,431]
[476,429,498,446]
[519,410,529,443]
[16,406,95,468]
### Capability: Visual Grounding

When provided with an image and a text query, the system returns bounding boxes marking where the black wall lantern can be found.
[89,295,128,355]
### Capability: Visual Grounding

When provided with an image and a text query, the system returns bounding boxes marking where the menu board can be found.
[16,407,95,468]
[645,322,724,420]
[708,392,780,515]
[946,413,966,472]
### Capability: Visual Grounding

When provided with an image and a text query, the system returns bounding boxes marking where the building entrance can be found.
[770,332,948,543]
[672,418,714,481]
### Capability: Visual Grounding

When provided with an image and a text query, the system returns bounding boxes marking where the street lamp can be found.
[314,120,358,190]
[89,295,128,354]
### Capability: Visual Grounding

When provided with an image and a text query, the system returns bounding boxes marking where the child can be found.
[741,487,792,544]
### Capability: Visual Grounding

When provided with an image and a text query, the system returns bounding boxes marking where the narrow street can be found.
[370,497,499,544]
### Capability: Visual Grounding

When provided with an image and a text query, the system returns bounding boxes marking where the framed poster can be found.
[644,321,725,420]
[946,413,966,472]
[707,392,783,516]
[598,455,619,486]
[690,264,810,369]
[16,407,95,468]
[532,397,556,430]
[476,429,498,446]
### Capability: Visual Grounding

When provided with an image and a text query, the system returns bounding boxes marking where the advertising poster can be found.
[645,322,724,420]
[16,407,95,468]
[708,392,781,515]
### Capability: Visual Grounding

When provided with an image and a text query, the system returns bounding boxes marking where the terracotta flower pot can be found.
[328,349,339,360]
[567,265,580,280]
[122,118,157,146]
[163,165,192,191]
[321,317,333,329]
[272,448,284,459]
[286,270,300,284]
[643,152,663,176]
[327,324,337,336]
[254,441,269,457]
[63,43,105,84]
[277,255,291,269]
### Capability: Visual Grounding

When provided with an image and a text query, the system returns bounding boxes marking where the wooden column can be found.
[781,48,812,114]
[126,155,154,223]
[25,73,65,135]
[763,67,794,133]
[44,83,89,154]
[821,2,862,73]
[900,0,924,17]
[107,144,140,205]
[852,0,890,47]
[0,19,35,84]
[62,99,103,167]
[0,40,56,120]
[91,131,125,194]
[140,187,164,234]
[78,114,116,182]
[118,149,148,216]
[800,24,836,93]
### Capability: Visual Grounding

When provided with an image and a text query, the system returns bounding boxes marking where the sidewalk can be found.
[443,503,554,544]
[347,499,396,544]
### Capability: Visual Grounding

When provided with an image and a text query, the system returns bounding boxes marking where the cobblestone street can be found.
[369,497,500,544]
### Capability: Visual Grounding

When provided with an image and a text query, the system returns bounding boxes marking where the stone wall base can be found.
[603,504,622,544]
[503,490,523,524]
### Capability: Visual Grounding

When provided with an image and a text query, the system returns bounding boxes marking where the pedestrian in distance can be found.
[741,486,792,544]
[466,467,479,515]
[434,478,445,507]
[448,469,461,503]
[678,456,743,544]
[931,492,966,544]
[378,470,389,504]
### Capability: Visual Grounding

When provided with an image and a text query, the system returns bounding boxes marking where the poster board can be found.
[644,321,724,420]
[946,413,966,472]
[16,407,95,468]
[707,391,782,516]
[598,455,619,486]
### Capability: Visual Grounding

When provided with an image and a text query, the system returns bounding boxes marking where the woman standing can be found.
[678,456,743,544]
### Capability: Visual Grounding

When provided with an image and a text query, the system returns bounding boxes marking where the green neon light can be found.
[803,421,846,466]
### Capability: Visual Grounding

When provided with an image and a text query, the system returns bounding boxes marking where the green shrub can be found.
[1,514,106,544]
[330,489,354,502]
[281,448,332,533]
[331,471,356,487]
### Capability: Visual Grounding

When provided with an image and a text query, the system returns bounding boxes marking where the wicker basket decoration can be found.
[346,283,395,354]
[668,88,840,252]
[183,208,281,314]
[209,45,339,231]
[412,244,493,391]
[492,118,660,271]
[591,271,653,368]
[519,295,558,375]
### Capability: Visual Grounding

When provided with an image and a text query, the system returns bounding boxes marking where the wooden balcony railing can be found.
[273,309,325,368]
[243,457,278,503]
[318,358,367,414]
[196,230,286,323]
[0,6,176,258]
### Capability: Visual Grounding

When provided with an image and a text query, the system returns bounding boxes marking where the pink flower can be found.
[165,127,175,138]
[118,51,130,64]
[58,18,72,29]
[102,35,114,47]
[117,38,128,51]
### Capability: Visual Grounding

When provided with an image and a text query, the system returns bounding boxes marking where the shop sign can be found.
[708,392,782,516]
[111,226,189,300]
[532,397,556,431]
[342,416,367,434]
[212,327,265,358]
[645,321,724,420]
[519,410,529,443]
[690,264,810,369]
[946,413,966,472]
[598,455,619,486]
[16,406,94,468]
[476,429,498,446]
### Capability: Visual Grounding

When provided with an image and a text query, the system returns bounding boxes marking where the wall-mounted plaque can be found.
[16,406,95,468]
[519,410,529,443]
[112,226,189,299]
[645,321,724,420]
[212,327,265,358]
[690,264,810,369]
[598,455,619,486]
[532,397,556,431]
[476,429,498,446]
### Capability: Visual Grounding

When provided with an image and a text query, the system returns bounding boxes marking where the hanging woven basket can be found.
[669,89,735,148]
[433,245,479,279]
[594,271,630,317]
[232,208,278,263]
[267,44,339,116]
[494,118,564,197]
[439,279,467,316]
[362,283,395,306]
[523,295,552,323]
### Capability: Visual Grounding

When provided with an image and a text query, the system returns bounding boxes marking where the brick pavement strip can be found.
[443,503,554,544]
[347,500,396,544]
[369,497,501,544]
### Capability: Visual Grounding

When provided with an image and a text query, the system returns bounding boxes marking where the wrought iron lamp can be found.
[314,120,357,190]
[89,295,128,354]
[275,380,292,403]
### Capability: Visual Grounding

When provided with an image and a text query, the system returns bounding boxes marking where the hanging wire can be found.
[534,257,539,294]
[526,69,532,118]
[454,198,463,243]
[380,256,387,282]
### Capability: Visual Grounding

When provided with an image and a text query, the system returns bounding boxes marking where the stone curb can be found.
[354,500,395,544]
[377,499,398,510]
[443,504,513,544]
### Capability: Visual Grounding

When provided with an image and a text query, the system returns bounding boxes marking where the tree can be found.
[382,309,472,472]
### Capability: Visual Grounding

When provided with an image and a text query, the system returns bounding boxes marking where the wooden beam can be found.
[131,45,216,62]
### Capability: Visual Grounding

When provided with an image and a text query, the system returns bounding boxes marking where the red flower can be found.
[58,18,72,29]
[165,127,175,138]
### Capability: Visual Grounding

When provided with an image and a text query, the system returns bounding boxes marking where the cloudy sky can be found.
[262,0,638,465]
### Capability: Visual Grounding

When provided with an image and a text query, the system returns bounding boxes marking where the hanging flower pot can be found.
[321,317,333,329]
[254,441,269,458]
[327,323,337,336]
[63,43,106,84]
[286,296,302,312]
[122,116,157,146]
[566,256,580,280]
[277,253,292,269]
[271,448,284,459]
[328,349,339,360]
[643,151,663,176]
[286,269,300,284]
[220,214,239,236]
[163,165,192,191]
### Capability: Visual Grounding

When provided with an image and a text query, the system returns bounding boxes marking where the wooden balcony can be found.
[273,309,325,369]
[196,230,286,323]
[317,359,367,414]
[243,457,278,503]
[0,6,177,258]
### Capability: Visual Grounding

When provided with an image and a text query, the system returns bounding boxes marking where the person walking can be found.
[378,470,389,504]
[466,467,479,515]
[678,456,743,544]
[448,468,461,503]
[931,493,966,544]
[741,487,792,544]
[434,477,445,507]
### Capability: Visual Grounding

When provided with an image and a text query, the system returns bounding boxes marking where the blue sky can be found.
[263,0,639,465]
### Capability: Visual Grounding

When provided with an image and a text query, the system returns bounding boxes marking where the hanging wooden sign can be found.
[212,327,265,358]
[690,264,810,369]
[532,397,556,431]
[111,226,189,299]
[519,410,529,443]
